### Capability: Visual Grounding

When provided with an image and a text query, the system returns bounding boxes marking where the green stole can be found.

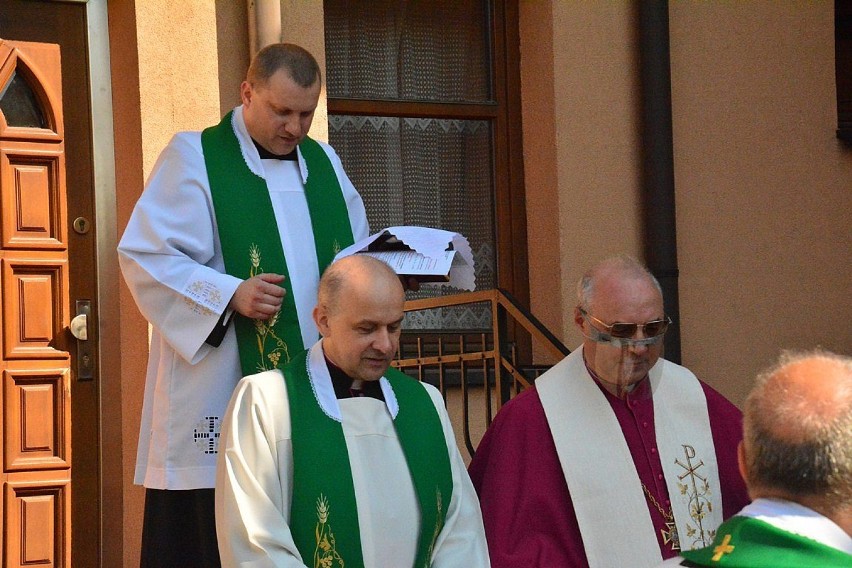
[679,515,852,567]
[201,112,355,374]
[284,348,454,568]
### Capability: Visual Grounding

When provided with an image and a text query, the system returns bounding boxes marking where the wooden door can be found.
[0,1,102,565]
[0,40,71,567]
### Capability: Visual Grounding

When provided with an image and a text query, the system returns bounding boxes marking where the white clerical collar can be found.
[230,106,309,185]
[306,340,398,422]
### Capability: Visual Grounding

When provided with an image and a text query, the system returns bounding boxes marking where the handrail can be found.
[400,288,569,363]
[392,288,569,456]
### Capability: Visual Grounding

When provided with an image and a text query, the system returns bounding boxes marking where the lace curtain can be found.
[325,0,496,330]
[324,0,491,103]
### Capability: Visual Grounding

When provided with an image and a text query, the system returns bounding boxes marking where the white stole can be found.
[537,347,722,568]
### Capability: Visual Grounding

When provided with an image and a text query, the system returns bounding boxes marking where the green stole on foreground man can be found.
[201,112,354,374]
[284,348,453,568]
[679,515,852,567]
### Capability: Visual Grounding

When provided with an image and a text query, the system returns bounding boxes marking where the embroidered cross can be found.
[675,447,706,483]
[193,416,221,454]
[675,444,714,548]
[711,534,735,561]
[661,520,679,550]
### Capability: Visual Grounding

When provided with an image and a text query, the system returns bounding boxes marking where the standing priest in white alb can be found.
[216,255,490,567]
[118,43,368,567]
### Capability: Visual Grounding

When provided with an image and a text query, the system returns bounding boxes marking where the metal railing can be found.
[391,288,569,456]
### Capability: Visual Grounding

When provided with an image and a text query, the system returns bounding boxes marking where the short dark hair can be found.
[744,350,852,512]
[247,43,321,88]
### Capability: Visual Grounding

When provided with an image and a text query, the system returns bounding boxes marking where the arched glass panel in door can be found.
[0,70,47,128]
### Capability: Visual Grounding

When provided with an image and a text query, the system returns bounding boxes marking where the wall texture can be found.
[107,0,146,564]
[521,1,851,405]
[136,0,221,172]
[216,0,250,115]
[670,2,852,405]
[545,2,645,345]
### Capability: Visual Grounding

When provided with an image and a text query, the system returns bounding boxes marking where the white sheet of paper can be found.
[334,226,476,290]
[360,250,455,276]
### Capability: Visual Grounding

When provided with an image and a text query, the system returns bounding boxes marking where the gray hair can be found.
[247,43,321,89]
[744,349,852,512]
[576,255,663,311]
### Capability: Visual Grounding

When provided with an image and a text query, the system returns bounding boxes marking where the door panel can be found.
[4,472,69,568]
[3,365,70,472]
[0,39,71,568]
[2,255,68,359]
[0,142,66,249]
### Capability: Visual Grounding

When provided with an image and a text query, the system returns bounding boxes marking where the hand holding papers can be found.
[333,226,476,291]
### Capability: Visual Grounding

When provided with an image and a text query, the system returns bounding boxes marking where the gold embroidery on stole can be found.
[424,488,444,567]
[313,494,344,568]
[247,243,290,371]
[675,444,716,548]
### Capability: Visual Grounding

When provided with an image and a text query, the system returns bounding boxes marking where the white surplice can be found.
[215,341,491,568]
[118,108,369,489]
[656,499,852,566]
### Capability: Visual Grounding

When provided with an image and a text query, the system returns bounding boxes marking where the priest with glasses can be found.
[468,255,749,568]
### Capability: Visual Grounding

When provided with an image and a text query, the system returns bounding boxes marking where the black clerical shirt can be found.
[253,139,297,161]
[326,357,385,401]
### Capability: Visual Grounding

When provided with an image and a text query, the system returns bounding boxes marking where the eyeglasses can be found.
[579,308,671,340]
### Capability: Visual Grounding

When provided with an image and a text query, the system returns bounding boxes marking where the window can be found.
[324,0,528,330]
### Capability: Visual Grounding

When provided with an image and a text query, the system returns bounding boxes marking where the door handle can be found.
[70,300,94,380]
[70,313,88,340]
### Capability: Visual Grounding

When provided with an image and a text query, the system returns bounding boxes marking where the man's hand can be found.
[229,273,286,319]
